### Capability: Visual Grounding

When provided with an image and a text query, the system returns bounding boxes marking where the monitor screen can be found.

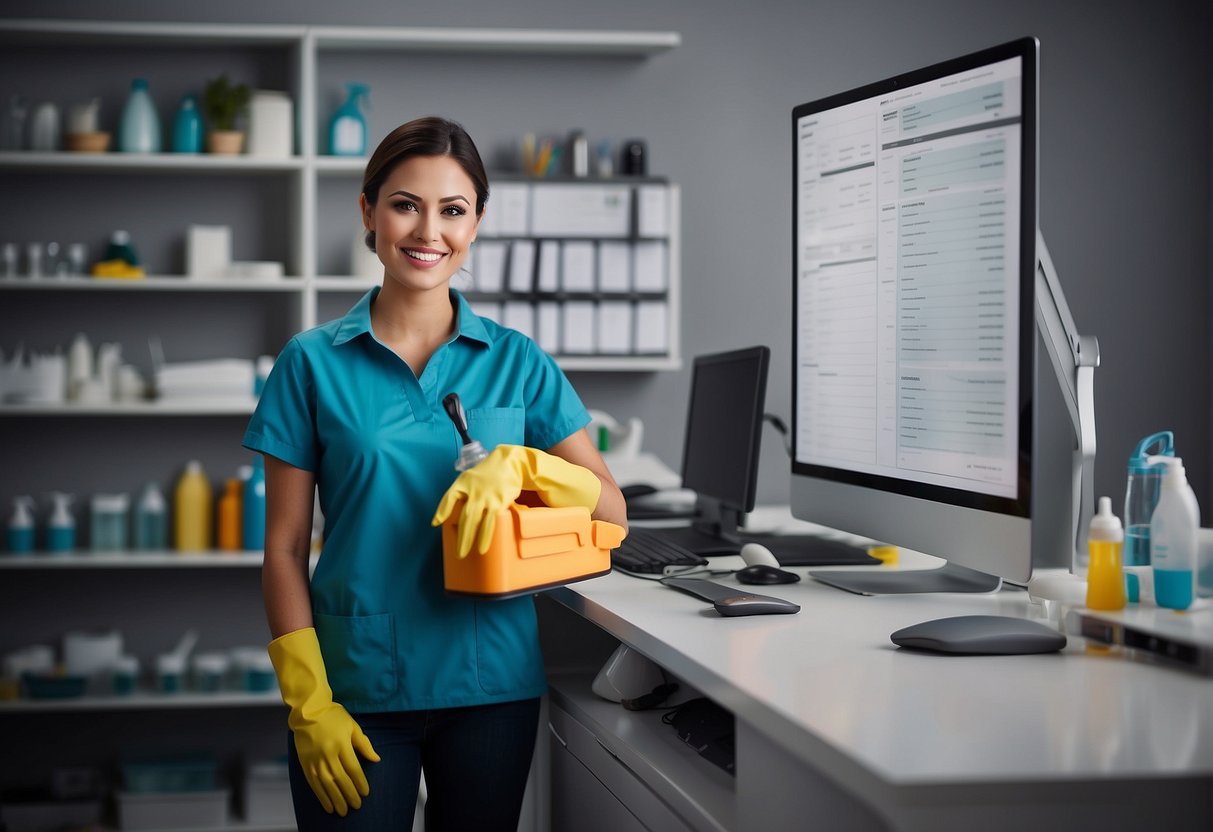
[791,38,1039,587]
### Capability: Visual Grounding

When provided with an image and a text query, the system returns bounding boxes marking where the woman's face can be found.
[362,154,480,293]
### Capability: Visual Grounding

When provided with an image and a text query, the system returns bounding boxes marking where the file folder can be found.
[536,302,560,353]
[561,302,596,354]
[503,301,535,339]
[597,241,631,293]
[537,241,561,293]
[632,241,667,292]
[634,301,669,354]
[636,184,669,237]
[597,301,633,354]
[474,241,507,293]
[560,241,596,293]
[531,184,631,237]
[508,240,537,293]
[480,182,530,236]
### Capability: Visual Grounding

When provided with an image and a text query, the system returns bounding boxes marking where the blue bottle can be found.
[133,481,169,551]
[46,492,76,554]
[171,94,202,154]
[6,496,35,555]
[242,456,266,551]
[328,83,369,156]
[118,78,162,153]
[1123,431,1174,566]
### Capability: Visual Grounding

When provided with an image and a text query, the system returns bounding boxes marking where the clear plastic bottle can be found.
[1149,455,1200,611]
[133,481,168,551]
[1123,431,1173,566]
[118,78,161,153]
[1085,496,1125,610]
[174,460,213,551]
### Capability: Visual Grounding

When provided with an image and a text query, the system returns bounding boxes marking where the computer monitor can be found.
[791,38,1055,594]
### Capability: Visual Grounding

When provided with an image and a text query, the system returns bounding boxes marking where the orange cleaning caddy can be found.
[442,503,624,599]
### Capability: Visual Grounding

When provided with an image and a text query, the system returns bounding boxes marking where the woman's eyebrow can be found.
[388,190,470,205]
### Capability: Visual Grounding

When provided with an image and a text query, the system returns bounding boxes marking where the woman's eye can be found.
[392,201,417,212]
[443,206,466,217]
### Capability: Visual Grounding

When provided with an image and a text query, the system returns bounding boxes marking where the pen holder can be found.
[442,503,622,599]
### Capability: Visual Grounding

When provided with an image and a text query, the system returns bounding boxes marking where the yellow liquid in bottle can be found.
[1086,539,1126,610]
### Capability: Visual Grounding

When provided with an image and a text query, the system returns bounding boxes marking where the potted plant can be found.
[202,74,251,154]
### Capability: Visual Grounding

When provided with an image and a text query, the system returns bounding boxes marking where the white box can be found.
[473,241,507,292]
[636,184,669,236]
[537,240,561,292]
[480,182,530,236]
[530,184,631,237]
[246,90,293,158]
[632,241,667,292]
[635,301,669,354]
[597,241,631,293]
[561,302,596,354]
[503,301,535,339]
[596,301,633,354]
[117,789,229,831]
[508,240,537,293]
[560,241,596,292]
[186,225,231,279]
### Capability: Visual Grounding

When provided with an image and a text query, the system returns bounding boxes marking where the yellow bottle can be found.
[174,460,213,551]
[217,479,243,552]
[1086,495,1126,610]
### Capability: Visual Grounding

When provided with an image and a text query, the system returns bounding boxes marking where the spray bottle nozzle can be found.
[442,392,489,471]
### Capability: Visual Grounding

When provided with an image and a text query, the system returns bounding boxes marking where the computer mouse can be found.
[890,615,1066,655]
[739,542,780,567]
[736,564,800,585]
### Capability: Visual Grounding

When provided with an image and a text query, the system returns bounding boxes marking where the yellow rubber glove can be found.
[432,444,602,557]
[267,628,380,816]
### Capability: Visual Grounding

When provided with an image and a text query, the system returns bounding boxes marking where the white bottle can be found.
[1147,455,1200,610]
[67,332,92,401]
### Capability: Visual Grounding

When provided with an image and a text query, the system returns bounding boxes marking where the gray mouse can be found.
[736,564,800,585]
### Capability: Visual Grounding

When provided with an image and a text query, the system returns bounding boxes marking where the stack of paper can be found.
[157,358,255,401]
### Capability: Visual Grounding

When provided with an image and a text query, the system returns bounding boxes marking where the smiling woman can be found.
[242,115,626,831]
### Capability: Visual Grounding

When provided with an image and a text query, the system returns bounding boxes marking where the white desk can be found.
[541,514,1213,831]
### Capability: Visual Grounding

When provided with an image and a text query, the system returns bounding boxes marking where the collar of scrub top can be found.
[330,286,493,350]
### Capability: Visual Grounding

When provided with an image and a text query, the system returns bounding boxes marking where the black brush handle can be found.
[442,392,474,445]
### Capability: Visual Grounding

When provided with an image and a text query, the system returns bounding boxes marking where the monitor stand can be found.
[809,561,1001,596]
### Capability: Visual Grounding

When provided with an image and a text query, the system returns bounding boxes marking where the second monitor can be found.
[648,346,877,566]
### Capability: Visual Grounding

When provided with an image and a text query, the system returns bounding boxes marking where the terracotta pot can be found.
[207,130,245,155]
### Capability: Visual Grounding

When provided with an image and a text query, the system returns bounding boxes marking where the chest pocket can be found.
[466,407,525,452]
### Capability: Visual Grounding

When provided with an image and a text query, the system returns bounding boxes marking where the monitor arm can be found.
[1035,231,1099,574]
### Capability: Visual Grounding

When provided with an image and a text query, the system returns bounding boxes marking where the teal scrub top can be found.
[243,287,590,712]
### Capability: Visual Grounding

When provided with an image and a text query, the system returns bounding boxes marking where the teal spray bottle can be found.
[6,496,36,554]
[328,83,369,156]
[46,492,76,553]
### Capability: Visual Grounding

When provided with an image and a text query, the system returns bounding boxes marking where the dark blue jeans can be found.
[287,697,541,832]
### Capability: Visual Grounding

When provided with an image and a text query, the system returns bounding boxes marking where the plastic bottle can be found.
[6,496,36,554]
[171,94,203,154]
[133,481,168,551]
[90,493,130,551]
[1085,496,1125,610]
[1148,455,1200,611]
[118,78,162,153]
[1123,431,1173,566]
[174,460,213,551]
[45,492,76,554]
[67,332,93,401]
[217,478,243,551]
[328,82,369,156]
[242,456,266,551]
[104,230,140,267]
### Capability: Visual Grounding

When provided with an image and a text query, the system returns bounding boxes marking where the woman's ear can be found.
[359,192,373,231]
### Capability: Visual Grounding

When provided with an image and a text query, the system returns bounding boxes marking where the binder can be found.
[596,301,633,354]
[536,302,560,353]
[469,301,502,324]
[508,240,537,293]
[560,241,596,293]
[634,301,668,354]
[597,241,631,293]
[474,241,507,293]
[480,182,530,236]
[537,241,561,293]
[636,184,669,237]
[561,302,596,354]
[503,301,535,339]
[632,241,667,292]
[531,184,631,237]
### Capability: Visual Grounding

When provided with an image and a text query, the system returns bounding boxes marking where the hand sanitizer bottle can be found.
[6,496,36,554]
[1148,455,1200,610]
[1085,497,1125,610]
[46,492,76,554]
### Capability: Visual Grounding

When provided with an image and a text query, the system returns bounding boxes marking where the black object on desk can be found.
[660,576,800,616]
[738,532,880,567]
[611,528,708,576]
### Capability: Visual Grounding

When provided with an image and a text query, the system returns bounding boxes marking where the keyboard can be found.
[611,528,709,577]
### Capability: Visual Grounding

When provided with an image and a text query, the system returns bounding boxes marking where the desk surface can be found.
[549,512,1213,793]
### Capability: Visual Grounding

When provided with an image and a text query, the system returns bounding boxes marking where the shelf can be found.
[0,399,258,416]
[0,18,306,46]
[0,551,266,568]
[0,151,304,174]
[310,25,680,55]
[0,689,283,713]
[0,276,300,292]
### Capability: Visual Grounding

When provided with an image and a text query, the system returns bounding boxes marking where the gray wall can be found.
[5,0,1210,512]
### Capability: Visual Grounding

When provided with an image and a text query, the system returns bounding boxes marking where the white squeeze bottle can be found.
[1147,455,1200,610]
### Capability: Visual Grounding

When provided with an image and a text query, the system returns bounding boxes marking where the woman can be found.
[244,116,626,830]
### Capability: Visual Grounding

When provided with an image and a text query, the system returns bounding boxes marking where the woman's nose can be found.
[414,211,439,241]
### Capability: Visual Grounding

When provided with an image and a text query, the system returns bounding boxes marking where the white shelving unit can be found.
[0,689,282,714]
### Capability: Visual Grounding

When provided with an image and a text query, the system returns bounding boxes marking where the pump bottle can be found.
[46,492,76,554]
[1085,496,1125,610]
[6,496,36,554]
[134,481,168,551]
[328,83,369,156]
[174,461,213,551]
[242,456,266,551]
[1148,455,1200,610]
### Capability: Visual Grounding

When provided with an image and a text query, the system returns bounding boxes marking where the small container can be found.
[156,653,185,693]
[568,130,589,178]
[327,82,369,156]
[1123,431,1174,566]
[191,652,229,693]
[6,496,36,555]
[1149,455,1200,610]
[110,655,140,696]
[1085,496,1125,611]
[231,648,276,692]
[90,493,130,552]
[133,482,168,551]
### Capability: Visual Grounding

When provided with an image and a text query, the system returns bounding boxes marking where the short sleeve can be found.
[242,337,318,471]
[522,341,590,450]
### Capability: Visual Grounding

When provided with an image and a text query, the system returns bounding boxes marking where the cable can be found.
[763,412,792,459]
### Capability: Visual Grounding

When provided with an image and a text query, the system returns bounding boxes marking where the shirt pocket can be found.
[474,597,545,696]
[466,406,525,452]
[314,612,398,707]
